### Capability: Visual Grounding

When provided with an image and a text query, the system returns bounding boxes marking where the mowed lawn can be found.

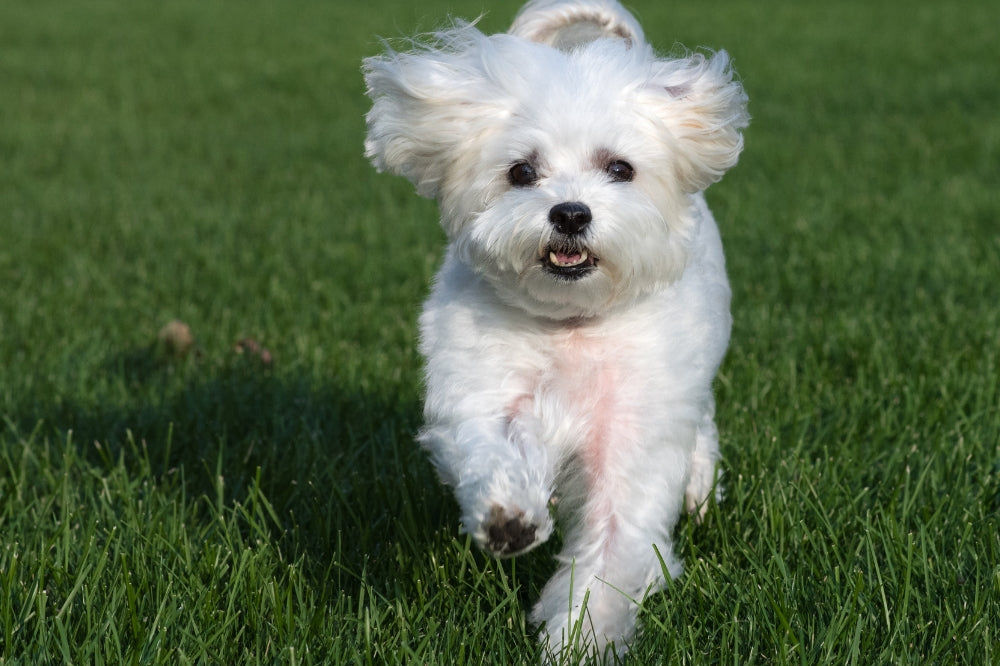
[1,0,997,663]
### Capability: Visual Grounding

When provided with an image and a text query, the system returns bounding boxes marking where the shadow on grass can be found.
[3,340,459,585]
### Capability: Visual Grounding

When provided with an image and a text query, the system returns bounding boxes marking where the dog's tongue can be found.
[554,250,582,264]
[547,247,591,269]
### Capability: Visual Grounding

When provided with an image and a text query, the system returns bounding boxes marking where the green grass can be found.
[1,0,997,663]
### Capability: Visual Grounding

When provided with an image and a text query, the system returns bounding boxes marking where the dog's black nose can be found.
[548,202,592,235]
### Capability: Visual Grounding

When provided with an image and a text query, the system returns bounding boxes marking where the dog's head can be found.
[364,0,748,319]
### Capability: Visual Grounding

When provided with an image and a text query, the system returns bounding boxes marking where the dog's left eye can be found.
[508,161,540,187]
[606,160,635,183]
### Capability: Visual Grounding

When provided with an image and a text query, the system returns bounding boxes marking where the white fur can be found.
[364,0,748,661]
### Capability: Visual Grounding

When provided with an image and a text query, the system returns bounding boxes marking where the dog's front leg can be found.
[419,373,556,558]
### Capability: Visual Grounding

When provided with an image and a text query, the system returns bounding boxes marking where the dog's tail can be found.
[509,0,644,51]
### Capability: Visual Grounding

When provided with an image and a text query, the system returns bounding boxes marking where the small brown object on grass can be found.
[158,319,195,357]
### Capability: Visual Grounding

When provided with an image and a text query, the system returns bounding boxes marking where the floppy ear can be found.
[363,25,507,199]
[640,51,750,192]
[509,0,644,51]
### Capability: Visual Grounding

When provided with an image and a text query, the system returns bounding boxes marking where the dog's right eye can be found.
[508,162,539,187]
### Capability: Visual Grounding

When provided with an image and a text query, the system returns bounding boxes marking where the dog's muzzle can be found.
[543,202,597,279]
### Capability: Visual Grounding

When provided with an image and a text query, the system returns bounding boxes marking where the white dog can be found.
[364,0,748,660]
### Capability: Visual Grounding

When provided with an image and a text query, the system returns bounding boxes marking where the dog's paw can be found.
[482,506,546,557]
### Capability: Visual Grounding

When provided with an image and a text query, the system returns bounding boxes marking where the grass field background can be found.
[1,0,998,663]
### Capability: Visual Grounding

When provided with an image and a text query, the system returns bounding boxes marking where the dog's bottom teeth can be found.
[543,245,597,279]
[549,249,589,268]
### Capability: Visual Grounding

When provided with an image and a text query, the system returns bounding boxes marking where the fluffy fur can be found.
[363,0,748,660]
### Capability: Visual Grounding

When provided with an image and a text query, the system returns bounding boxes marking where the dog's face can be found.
[365,25,747,319]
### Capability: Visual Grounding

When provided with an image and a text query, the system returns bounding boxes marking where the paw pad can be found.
[485,506,538,557]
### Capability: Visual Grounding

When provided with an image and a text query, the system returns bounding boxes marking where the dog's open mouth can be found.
[542,244,597,279]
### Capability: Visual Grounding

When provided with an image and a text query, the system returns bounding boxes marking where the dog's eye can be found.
[508,161,539,187]
[606,160,635,183]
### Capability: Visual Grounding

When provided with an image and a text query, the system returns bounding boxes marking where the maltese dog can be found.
[364,0,748,659]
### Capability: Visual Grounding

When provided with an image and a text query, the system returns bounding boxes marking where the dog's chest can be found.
[546,330,621,401]
[526,327,645,457]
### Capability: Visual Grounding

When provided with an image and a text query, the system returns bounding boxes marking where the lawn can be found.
[1,0,997,663]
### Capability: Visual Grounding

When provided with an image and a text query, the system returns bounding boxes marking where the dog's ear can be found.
[363,25,508,199]
[509,0,643,51]
[639,51,750,192]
